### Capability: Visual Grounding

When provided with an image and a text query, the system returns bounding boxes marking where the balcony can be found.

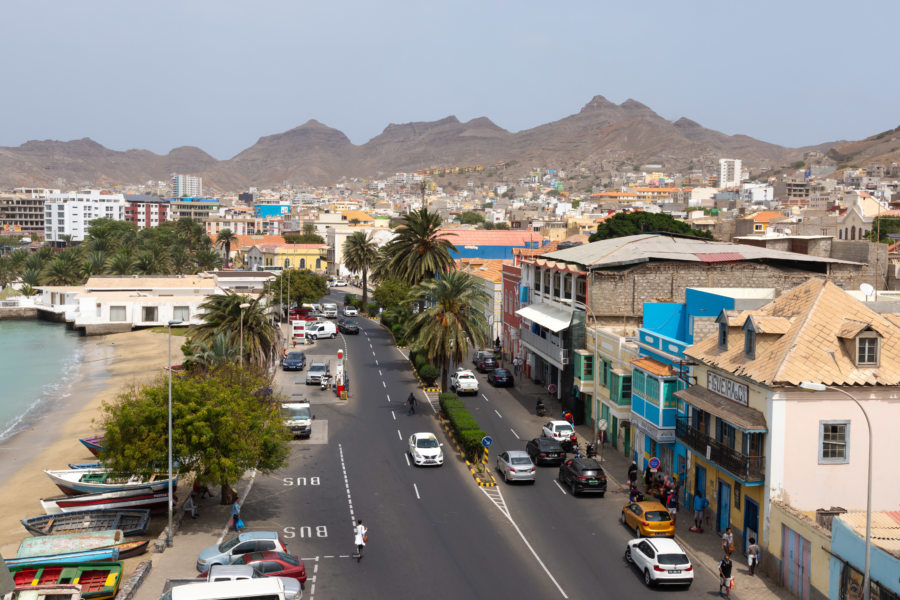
[676,418,764,482]
[520,327,569,366]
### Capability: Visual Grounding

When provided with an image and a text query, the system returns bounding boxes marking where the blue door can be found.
[718,480,731,534]
[744,497,759,554]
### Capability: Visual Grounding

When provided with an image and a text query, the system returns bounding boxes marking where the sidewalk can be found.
[505,375,790,600]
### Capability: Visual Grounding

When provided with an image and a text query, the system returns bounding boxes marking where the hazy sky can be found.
[2,1,897,160]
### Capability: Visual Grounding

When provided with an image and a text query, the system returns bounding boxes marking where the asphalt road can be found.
[245,290,720,599]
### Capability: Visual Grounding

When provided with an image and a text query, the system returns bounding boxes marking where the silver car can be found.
[496,450,536,483]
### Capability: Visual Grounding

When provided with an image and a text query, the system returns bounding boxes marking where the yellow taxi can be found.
[621,500,675,537]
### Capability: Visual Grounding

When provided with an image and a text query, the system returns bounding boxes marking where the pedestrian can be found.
[692,491,708,532]
[407,392,417,415]
[231,499,243,532]
[563,411,574,425]
[512,357,519,376]
[666,489,679,525]
[643,464,652,490]
[627,461,638,487]
[722,526,735,555]
[192,480,212,499]
[353,519,368,561]
[718,553,734,597]
[747,537,761,576]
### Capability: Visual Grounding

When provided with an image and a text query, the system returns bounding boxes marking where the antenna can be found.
[859,283,875,301]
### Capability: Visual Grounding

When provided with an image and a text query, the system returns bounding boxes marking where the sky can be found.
[2,1,897,160]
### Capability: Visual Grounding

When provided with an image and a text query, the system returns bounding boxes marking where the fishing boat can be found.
[2,584,82,600]
[77,437,105,457]
[68,462,102,470]
[8,562,122,600]
[102,539,148,559]
[41,488,171,515]
[17,531,123,558]
[4,547,119,568]
[44,469,176,496]
[21,509,151,537]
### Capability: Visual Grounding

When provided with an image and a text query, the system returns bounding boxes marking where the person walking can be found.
[627,461,638,488]
[718,553,734,597]
[406,393,417,415]
[722,527,735,555]
[747,537,761,576]
[666,489,679,525]
[231,499,243,532]
[353,519,368,562]
[512,357,520,376]
[692,492,708,532]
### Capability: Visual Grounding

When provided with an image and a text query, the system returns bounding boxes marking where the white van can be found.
[161,578,290,600]
[306,321,337,340]
[321,303,338,318]
[280,399,312,438]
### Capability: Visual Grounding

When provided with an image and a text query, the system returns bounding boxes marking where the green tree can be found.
[192,294,277,369]
[372,277,410,311]
[107,251,135,275]
[459,211,484,225]
[194,249,223,271]
[99,368,291,502]
[82,250,108,278]
[183,331,239,373]
[302,222,316,237]
[284,232,325,244]
[216,229,238,268]
[42,257,80,285]
[342,232,378,308]
[384,207,456,288]
[264,270,328,310]
[589,211,714,242]
[865,216,900,243]
[405,270,489,391]
[482,221,510,230]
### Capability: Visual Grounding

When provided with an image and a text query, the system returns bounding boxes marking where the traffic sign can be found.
[649,457,660,470]
[547,384,557,394]
[481,436,493,448]
[597,419,608,432]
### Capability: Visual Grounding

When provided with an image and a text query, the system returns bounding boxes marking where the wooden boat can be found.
[17,531,123,558]
[44,469,176,496]
[4,547,119,568]
[21,509,151,537]
[2,584,82,600]
[78,437,104,457]
[41,488,171,515]
[102,539,148,559]
[68,462,101,470]
[8,562,122,600]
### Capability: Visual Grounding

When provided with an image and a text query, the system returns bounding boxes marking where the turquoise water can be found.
[0,320,84,442]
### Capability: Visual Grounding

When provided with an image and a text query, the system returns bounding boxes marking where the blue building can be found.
[439,229,546,261]
[828,512,900,600]
[254,204,291,218]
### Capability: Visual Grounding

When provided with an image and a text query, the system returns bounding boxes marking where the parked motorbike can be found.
[561,434,578,454]
[535,400,548,417]
[320,375,331,391]
[584,441,596,458]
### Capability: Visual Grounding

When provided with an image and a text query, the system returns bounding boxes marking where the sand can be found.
[0,328,183,558]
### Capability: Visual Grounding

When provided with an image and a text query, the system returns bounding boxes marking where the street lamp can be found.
[800,381,873,600]
[166,319,182,548]
[239,302,251,368]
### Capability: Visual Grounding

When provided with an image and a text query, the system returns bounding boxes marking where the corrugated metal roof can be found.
[837,511,900,558]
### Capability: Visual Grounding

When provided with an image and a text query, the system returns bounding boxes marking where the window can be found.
[142,306,158,322]
[718,322,728,350]
[819,421,849,463]
[620,375,632,397]
[110,306,126,321]
[856,336,879,366]
[173,306,190,322]
[582,354,593,379]
[744,328,756,358]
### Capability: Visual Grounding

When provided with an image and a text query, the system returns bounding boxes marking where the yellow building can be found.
[244,243,327,272]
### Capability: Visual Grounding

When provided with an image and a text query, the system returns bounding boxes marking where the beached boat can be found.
[2,584,82,600]
[103,539,148,559]
[41,488,170,515]
[8,563,122,600]
[68,462,102,470]
[44,469,176,496]
[78,437,104,457]
[17,531,123,558]
[4,547,119,568]
[21,509,151,537]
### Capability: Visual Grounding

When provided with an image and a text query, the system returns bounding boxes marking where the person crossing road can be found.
[407,393,417,415]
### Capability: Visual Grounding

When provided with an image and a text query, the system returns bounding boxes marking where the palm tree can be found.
[170,245,193,275]
[21,267,42,287]
[384,207,456,288]
[405,270,489,391]
[342,232,378,308]
[42,257,80,285]
[186,331,239,372]
[107,251,134,275]
[192,293,277,369]
[216,229,238,268]
[369,246,393,285]
[83,250,108,278]
[195,249,222,271]
[24,253,45,273]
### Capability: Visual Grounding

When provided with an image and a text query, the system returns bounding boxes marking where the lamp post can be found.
[239,302,251,368]
[800,381,873,600]
[166,319,182,548]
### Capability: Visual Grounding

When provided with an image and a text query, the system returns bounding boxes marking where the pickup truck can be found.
[305,362,329,385]
[164,565,301,599]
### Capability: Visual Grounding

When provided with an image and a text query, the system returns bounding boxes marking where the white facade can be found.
[172,174,203,198]
[718,158,742,189]
[741,183,774,204]
[43,190,126,242]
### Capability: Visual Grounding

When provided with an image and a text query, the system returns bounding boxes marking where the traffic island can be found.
[438,412,497,488]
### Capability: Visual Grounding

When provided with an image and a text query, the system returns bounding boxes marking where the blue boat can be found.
[4,547,120,568]
[68,462,102,469]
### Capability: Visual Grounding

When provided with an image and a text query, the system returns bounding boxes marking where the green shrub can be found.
[366,302,379,316]
[414,354,428,371]
[419,365,439,385]
[438,392,462,412]
[458,429,487,461]
[343,293,356,306]
[390,323,404,343]
[446,407,480,433]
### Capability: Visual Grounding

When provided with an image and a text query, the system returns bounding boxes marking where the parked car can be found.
[305,363,329,385]
[408,432,444,467]
[625,537,693,588]
[472,350,494,366]
[234,551,308,587]
[486,368,513,387]
[306,321,337,340]
[496,450,536,483]
[343,306,358,317]
[524,437,565,466]
[196,564,302,599]
[449,369,479,395]
[620,501,675,537]
[541,420,575,442]
[558,458,607,496]
[475,356,498,372]
[196,532,290,572]
[333,279,348,287]
[281,351,306,371]
[338,318,359,334]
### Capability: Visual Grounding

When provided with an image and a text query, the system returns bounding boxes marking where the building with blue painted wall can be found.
[438,229,546,261]
[828,512,900,600]
[254,204,291,218]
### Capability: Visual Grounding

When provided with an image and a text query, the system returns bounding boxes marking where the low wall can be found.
[0,307,38,319]
[82,323,133,336]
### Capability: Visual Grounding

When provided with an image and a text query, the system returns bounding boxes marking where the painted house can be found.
[437,229,546,260]
[828,511,900,600]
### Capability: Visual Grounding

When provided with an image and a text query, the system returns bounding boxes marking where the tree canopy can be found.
[283,232,326,245]
[589,211,714,242]
[264,270,329,309]
[459,211,484,225]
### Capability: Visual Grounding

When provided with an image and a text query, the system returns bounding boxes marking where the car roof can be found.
[572,458,602,468]
[531,437,562,447]
[506,450,531,458]
[413,432,437,439]
[246,550,294,562]
[548,420,571,427]
[493,368,510,373]
[455,369,476,377]
[629,500,669,510]
[239,531,279,541]
[643,538,686,554]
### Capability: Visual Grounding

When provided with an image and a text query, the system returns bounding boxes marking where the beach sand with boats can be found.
[0,328,182,559]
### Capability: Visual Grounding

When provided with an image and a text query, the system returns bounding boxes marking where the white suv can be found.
[450,369,479,395]
[625,537,693,588]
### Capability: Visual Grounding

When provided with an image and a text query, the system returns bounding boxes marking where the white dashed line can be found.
[397,429,402,440]
[553,480,568,495]
[338,444,358,533]
[391,411,396,421]
[375,359,379,366]
[379,369,382,377]
[494,409,503,419]
[382,381,386,388]
[510,428,519,439]
[404,453,410,467]
[413,483,420,500]
[481,393,489,402]
[387,394,391,403]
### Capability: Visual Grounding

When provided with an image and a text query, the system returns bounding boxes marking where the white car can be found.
[408,433,444,467]
[449,370,479,395]
[625,537,694,588]
[333,279,348,287]
[541,420,575,442]
[343,306,358,317]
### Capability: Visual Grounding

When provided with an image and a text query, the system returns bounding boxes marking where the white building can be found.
[172,174,203,198]
[718,158,742,189]
[740,183,774,204]
[44,190,126,243]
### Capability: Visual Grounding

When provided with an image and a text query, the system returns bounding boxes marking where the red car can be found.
[235,551,307,587]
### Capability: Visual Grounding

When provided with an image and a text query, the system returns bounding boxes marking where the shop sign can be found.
[707,371,748,406]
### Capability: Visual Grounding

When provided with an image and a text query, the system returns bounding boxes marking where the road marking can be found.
[372,351,376,356]
[378,369,382,377]
[510,428,519,439]
[308,557,319,600]
[421,390,437,413]
[382,381,386,388]
[481,393,489,402]
[375,359,379,366]
[413,483,420,500]
[386,394,391,403]
[494,409,503,419]
[391,411,396,421]
[397,429,402,440]
[404,453,410,467]
[338,444,358,537]
[553,480,568,495]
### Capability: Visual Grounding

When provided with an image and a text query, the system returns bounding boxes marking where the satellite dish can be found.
[860,283,875,299]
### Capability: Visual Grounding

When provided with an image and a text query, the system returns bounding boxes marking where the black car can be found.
[558,458,607,496]
[487,368,514,387]
[281,351,306,371]
[525,437,565,466]
[338,318,359,334]
[475,356,498,372]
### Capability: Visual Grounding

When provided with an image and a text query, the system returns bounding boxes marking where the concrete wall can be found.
[767,504,832,600]
[0,307,38,319]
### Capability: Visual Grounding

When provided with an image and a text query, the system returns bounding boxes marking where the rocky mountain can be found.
[826,124,900,169]
[0,96,861,190]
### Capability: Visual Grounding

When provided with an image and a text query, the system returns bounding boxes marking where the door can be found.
[743,497,759,555]
[694,464,707,505]
[782,525,811,599]
[717,480,731,534]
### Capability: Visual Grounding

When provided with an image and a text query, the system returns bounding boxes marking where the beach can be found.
[0,328,182,558]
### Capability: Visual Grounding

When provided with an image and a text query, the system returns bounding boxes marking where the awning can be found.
[675,387,767,432]
[515,303,573,333]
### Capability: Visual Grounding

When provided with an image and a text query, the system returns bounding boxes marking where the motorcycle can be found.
[561,433,578,454]
[584,441,597,458]
[535,400,548,417]
[320,375,331,391]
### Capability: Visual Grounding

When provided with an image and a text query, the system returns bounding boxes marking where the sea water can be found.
[0,320,83,442]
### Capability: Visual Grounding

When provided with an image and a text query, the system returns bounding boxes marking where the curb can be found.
[439,415,497,487]
[116,560,152,600]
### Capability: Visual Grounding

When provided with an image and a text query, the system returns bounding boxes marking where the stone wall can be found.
[0,307,38,319]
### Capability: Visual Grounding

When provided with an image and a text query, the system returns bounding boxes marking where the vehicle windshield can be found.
[416,438,439,448]
[657,553,689,565]
[494,369,510,376]
[219,536,240,552]
[645,511,672,522]
[286,353,304,360]
[511,457,531,465]
[310,365,327,373]
[282,406,310,419]
[344,319,357,326]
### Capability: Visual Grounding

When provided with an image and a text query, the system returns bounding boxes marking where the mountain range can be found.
[1,95,893,191]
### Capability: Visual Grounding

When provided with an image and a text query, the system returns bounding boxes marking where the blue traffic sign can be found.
[481,436,493,448]
[649,457,660,470]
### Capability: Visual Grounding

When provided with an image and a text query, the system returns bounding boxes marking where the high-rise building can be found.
[44,189,126,243]
[172,174,202,198]
[718,158,742,189]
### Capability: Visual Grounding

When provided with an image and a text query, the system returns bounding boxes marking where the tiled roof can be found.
[631,357,677,377]
[236,234,285,248]
[686,279,900,386]
[256,243,327,250]
[743,211,785,222]
[438,229,547,246]
[837,511,900,558]
[341,210,374,222]
[513,241,559,257]
[459,259,508,284]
